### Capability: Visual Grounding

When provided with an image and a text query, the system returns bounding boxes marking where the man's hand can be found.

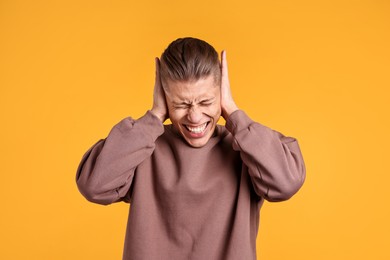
[220,50,239,120]
[151,57,168,122]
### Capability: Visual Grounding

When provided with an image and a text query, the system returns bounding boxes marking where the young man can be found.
[76,37,306,260]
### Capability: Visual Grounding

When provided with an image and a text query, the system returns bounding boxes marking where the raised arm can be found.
[76,58,167,205]
[226,111,306,201]
[220,51,306,202]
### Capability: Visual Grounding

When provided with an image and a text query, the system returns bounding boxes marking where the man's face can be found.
[164,75,221,148]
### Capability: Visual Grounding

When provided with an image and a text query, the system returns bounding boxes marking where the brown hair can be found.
[159,37,221,87]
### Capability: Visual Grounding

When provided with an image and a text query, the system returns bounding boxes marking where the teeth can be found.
[186,123,207,133]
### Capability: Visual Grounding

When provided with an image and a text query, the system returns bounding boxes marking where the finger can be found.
[221,50,229,79]
[155,57,159,79]
[154,57,163,88]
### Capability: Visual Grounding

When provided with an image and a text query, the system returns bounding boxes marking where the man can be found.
[76,37,306,260]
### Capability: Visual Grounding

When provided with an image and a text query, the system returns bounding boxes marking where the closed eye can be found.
[173,104,190,109]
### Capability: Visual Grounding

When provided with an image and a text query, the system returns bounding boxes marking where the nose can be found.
[187,106,202,124]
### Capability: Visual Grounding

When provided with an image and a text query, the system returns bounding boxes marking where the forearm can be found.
[76,111,164,205]
[226,110,306,202]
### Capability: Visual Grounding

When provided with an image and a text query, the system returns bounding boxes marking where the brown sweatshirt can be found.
[76,110,306,260]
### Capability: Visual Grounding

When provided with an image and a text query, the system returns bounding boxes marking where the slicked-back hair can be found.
[160,37,221,88]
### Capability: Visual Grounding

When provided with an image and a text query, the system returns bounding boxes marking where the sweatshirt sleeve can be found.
[75,111,164,205]
[225,110,306,202]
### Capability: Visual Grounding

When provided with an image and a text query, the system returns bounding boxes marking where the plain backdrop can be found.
[0,0,389,259]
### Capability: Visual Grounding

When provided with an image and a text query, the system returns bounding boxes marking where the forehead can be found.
[165,76,219,102]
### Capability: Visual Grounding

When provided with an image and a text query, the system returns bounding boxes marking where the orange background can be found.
[1,0,389,259]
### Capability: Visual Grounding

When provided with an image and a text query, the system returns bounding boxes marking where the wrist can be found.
[150,108,166,123]
[223,103,239,119]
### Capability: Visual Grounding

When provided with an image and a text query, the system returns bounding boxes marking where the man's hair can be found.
[159,37,221,87]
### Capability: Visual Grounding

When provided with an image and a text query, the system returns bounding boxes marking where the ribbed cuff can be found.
[137,110,165,141]
[114,111,164,142]
[225,110,272,138]
[225,110,253,135]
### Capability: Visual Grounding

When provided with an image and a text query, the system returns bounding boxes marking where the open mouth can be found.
[184,122,209,135]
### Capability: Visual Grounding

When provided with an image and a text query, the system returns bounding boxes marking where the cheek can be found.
[212,96,222,116]
[168,109,185,124]
[206,104,221,119]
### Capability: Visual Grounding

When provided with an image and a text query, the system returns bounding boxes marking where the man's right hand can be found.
[150,57,168,123]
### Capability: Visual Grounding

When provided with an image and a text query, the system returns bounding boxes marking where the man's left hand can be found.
[220,50,239,120]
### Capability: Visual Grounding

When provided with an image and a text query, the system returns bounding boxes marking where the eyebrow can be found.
[172,101,191,105]
[172,98,215,106]
[200,98,215,103]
